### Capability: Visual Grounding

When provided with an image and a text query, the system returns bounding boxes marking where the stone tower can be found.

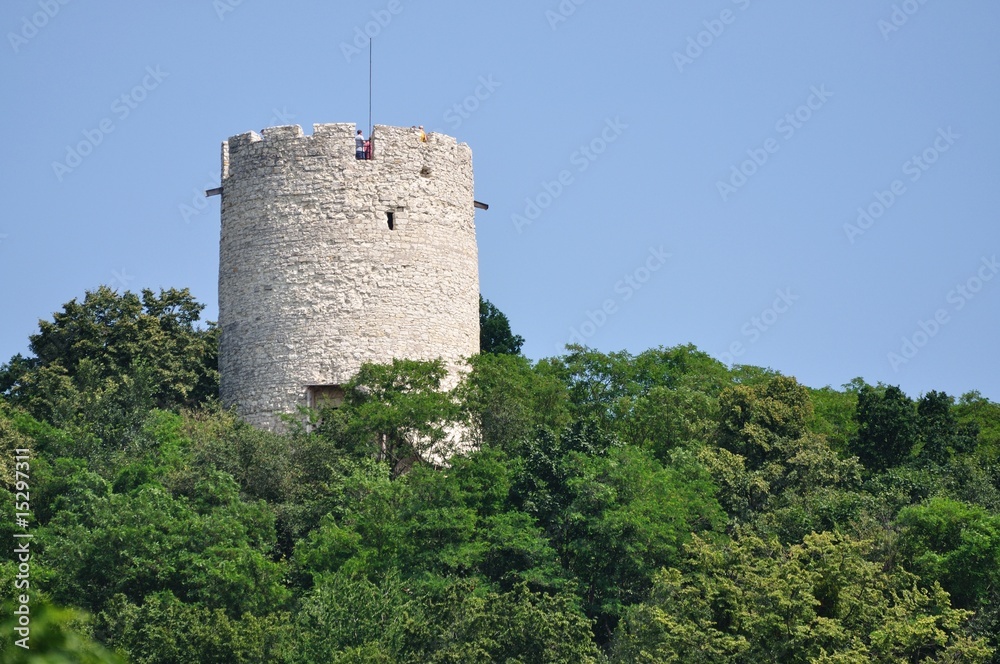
[217,123,479,429]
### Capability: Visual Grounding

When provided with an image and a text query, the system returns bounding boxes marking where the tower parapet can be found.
[218,123,479,429]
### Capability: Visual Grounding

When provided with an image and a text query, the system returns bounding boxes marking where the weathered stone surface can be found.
[218,123,480,429]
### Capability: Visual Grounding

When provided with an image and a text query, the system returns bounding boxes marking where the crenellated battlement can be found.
[222,123,466,181]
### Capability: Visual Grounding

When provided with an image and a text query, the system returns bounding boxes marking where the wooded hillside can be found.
[2,288,998,663]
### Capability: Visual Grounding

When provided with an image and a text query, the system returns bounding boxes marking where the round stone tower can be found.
[217,123,479,429]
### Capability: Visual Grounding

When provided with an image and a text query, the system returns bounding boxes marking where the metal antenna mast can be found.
[368,38,373,137]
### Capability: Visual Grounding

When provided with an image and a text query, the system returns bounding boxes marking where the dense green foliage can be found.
[479,296,524,356]
[2,289,999,662]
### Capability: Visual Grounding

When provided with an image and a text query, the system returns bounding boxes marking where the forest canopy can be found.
[1,288,998,663]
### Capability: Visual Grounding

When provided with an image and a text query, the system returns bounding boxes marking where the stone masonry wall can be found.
[218,123,480,429]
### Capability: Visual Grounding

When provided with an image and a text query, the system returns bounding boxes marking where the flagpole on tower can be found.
[368,38,373,138]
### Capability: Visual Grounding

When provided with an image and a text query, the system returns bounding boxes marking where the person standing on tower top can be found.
[356,129,366,159]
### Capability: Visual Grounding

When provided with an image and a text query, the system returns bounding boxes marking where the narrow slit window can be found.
[386,211,395,230]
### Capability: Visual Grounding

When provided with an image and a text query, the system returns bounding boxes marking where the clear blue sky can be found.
[2,0,998,401]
